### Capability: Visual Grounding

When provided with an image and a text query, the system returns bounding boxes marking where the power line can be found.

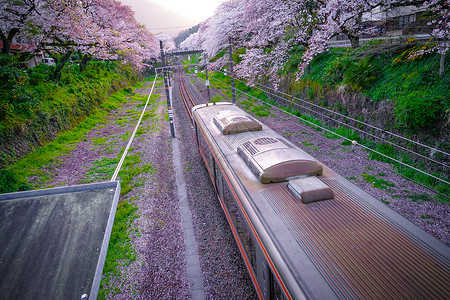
[246,82,449,169]
[206,73,449,187]
[243,78,449,158]
[147,25,198,30]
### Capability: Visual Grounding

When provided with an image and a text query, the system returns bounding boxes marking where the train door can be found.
[257,247,270,299]
[195,123,215,183]
[194,123,200,147]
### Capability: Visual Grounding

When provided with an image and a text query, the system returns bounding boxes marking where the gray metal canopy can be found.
[0,181,120,300]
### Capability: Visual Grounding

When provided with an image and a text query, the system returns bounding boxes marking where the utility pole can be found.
[160,41,175,138]
[228,37,236,104]
[204,55,211,103]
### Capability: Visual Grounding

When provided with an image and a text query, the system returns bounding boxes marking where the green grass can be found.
[82,157,120,183]
[362,173,395,190]
[240,99,271,117]
[380,198,390,205]
[117,153,156,195]
[0,82,145,193]
[93,137,110,145]
[408,193,433,204]
[0,56,140,168]
[98,198,139,299]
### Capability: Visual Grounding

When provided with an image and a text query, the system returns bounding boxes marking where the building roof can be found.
[0,181,120,300]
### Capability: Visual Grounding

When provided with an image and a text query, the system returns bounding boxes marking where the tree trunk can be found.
[0,29,18,54]
[79,54,91,72]
[348,34,360,49]
[51,51,72,81]
[342,12,362,49]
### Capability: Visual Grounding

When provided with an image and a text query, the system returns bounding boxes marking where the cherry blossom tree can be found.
[80,0,158,69]
[179,32,199,49]
[157,33,175,51]
[297,0,397,76]
[25,1,88,78]
[182,0,448,82]
[1,0,158,74]
[200,0,247,67]
[424,0,449,76]
[237,0,324,83]
[0,0,44,53]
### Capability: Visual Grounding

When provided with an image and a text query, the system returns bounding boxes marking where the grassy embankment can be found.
[188,44,449,202]
[0,54,165,298]
[0,54,140,186]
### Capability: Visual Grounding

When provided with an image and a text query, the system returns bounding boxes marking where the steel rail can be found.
[178,68,198,123]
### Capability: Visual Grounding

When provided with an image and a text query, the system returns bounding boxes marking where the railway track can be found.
[177,67,198,123]
[172,67,258,298]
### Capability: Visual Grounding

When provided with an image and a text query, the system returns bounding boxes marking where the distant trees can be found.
[184,0,449,83]
[0,0,159,76]
[157,33,175,50]
[180,32,199,49]
[174,24,200,48]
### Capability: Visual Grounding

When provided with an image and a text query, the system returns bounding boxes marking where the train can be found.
[192,102,450,300]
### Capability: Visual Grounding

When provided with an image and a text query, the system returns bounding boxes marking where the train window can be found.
[214,163,224,199]
[194,123,200,147]
[197,129,214,181]
[269,268,284,300]
[223,182,257,274]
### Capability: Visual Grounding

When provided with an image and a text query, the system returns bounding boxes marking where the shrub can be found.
[394,91,444,132]
[323,55,349,86]
[343,57,381,91]
[0,169,30,193]
[0,55,38,120]
[0,169,19,193]
[27,64,53,86]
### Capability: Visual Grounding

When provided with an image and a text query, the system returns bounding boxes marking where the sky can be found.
[151,0,226,23]
[120,0,226,36]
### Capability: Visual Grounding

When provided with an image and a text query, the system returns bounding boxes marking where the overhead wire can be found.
[237,77,449,157]
[212,69,450,167]
[242,80,450,169]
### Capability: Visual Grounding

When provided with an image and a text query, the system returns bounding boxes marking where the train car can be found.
[192,102,450,300]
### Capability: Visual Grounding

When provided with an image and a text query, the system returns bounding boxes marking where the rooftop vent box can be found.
[237,137,323,183]
[288,177,334,203]
[213,110,262,135]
